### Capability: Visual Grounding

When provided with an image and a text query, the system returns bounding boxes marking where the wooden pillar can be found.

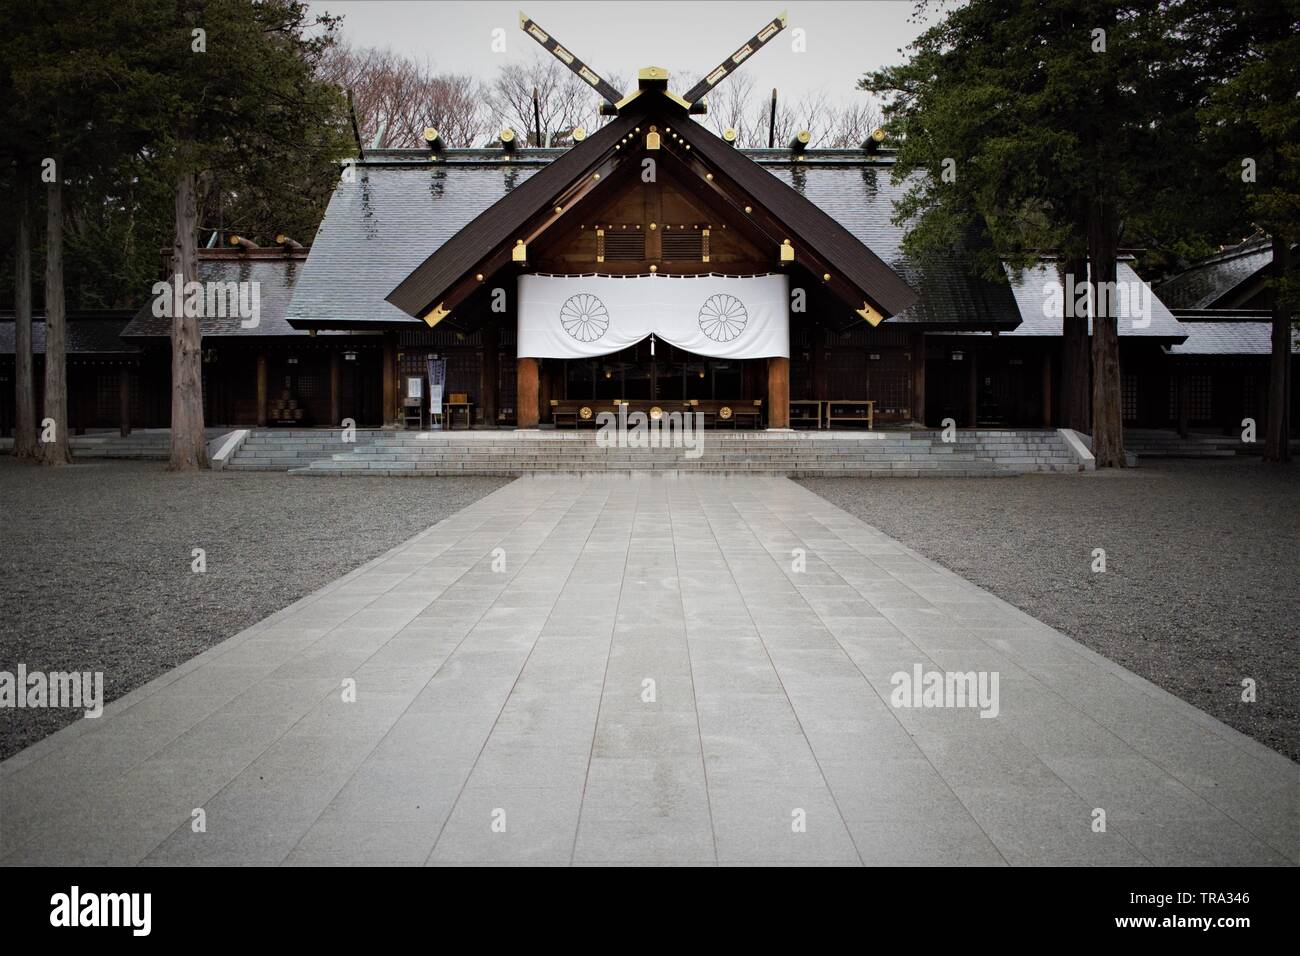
[538,359,553,423]
[72,368,85,435]
[767,356,790,429]
[911,334,926,426]
[329,350,341,427]
[517,357,539,428]
[967,351,979,427]
[119,366,132,437]
[256,352,268,427]
[480,321,499,427]
[1177,367,1190,438]
[1041,350,1053,427]
[382,333,397,426]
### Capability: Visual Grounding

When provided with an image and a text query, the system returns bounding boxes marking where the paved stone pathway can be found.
[2,477,1295,865]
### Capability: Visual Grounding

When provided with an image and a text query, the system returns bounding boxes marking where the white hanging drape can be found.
[517,273,789,359]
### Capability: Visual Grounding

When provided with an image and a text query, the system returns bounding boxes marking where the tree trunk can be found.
[1088,199,1125,468]
[169,171,208,470]
[1060,254,1090,432]
[1263,234,1292,462]
[12,166,37,459]
[39,169,73,466]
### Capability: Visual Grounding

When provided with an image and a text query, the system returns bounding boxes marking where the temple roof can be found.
[0,312,140,354]
[1166,321,1299,356]
[286,138,1019,332]
[1152,237,1273,310]
[121,249,374,338]
[1001,262,1186,339]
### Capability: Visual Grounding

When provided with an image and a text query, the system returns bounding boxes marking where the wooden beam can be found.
[420,149,633,322]
[330,349,341,427]
[683,12,789,105]
[667,144,887,319]
[767,356,789,428]
[518,12,624,106]
[1177,367,1189,438]
[480,320,499,427]
[911,333,926,426]
[119,366,131,437]
[256,352,268,427]
[382,334,398,426]
[1041,349,1052,427]
[517,357,540,428]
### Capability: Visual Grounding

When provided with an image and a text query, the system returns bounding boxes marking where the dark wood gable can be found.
[536,159,766,272]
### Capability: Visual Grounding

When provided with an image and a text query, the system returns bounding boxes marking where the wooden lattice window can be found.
[662,231,704,261]
[600,230,645,261]
[1168,373,1213,420]
[1122,375,1138,422]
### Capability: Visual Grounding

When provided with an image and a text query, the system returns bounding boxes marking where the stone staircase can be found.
[221,429,380,471]
[0,429,223,460]
[1121,428,1300,459]
[273,429,1085,477]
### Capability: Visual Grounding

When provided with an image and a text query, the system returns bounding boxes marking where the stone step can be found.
[222,428,1083,476]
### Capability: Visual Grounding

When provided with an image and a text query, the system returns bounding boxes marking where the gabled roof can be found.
[385,110,640,321]
[1153,237,1273,310]
[761,163,1018,328]
[668,117,919,318]
[0,311,140,355]
[383,90,918,325]
[284,148,1021,333]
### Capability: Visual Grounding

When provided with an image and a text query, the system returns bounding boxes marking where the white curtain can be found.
[517,273,789,359]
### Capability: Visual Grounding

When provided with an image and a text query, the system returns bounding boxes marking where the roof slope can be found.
[1153,238,1272,310]
[0,312,139,354]
[762,163,1018,328]
[1001,262,1186,339]
[668,119,918,317]
[288,160,546,327]
[385,109,640,318]
[122,253,370,338]
[1167,322,1299,356]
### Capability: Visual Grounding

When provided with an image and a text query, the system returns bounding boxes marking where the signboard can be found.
[426,356,446,429]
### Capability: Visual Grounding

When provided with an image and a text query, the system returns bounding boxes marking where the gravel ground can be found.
[801,460,1300,763]
[0,460,508,759]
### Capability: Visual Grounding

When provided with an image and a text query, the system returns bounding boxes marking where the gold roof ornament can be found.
[422,302,451,328]
[856,301,885,327]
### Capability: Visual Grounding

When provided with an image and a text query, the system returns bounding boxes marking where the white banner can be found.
[517,273,789,359]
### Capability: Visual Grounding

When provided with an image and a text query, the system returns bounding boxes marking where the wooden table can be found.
[442,402,473,430]
[789,400,823,429]
[825,399,874,429]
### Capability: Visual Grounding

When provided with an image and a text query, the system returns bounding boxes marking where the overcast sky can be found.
[307,1,937,106]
